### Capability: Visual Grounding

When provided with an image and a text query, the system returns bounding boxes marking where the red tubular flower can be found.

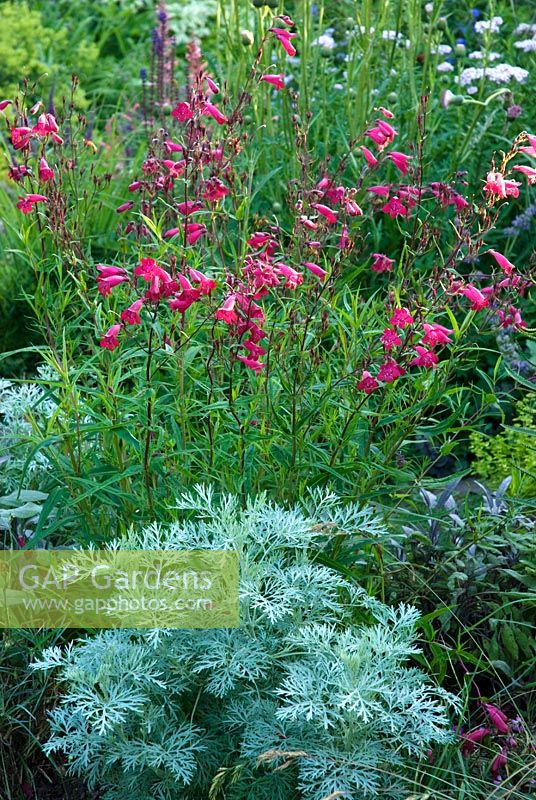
[11,127,32,150]
[215,295,238,324]
[462,284,489,311]
[378,360,405,383]
[128,181,143,192]
[410,346,439,368]
[338,225,350,250]
[379,106,394,119]
[32,113,60,138]
[171,102,193,121]
[260,73,286,90]
[303,261,327,281]
[382,196,409,218]
[97,275,129,296]
[358,370,379,394]
[344,198,363,216]
[100,323,123,351]
[277,14,295,26]
[116,201,134,213]
[381,328,402,349]
[278,263,303,289]
[38,157,54,182]
[269,27,298,57]
[237,354,265,372]
[422,323,453,347]
[490,748,508,776]
[163,159,187,178]
[360,146,378,167]
[176,200,203,215]
[185,222,207,245]
[483,704,510,735]
[367,184,391,197]
[371,253,395,273]
[243,340,267,358]
[201,102,227,125]
[0,99,12,111]
[311,203,338,224]
[189,268,217,294]
[16,194,48,213]
[512,165,536,184]
[460,727,491,757]
[389,308,414,328]
[164,139,183,153]
[121,298,145,325]
[388,151,411,176]
[488,249,515,275]
[484,171,520,199]
[202,177,229,202]
[205,76,220,94]
[163,227,180,238]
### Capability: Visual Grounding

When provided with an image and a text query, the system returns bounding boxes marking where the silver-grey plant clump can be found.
[33,487,459,800]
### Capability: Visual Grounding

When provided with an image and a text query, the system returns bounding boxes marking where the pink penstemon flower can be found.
[381,328,402,349]
[205,75,220,94]
[462,284,489,311]
[16,193,48,214]
[215,295,238,324]
[410,346,439,369]
[387,151,411,176]
[389,308,414,328]
[487,249,515,275]
[38,157,54,182]
[357,370,379,394]
[360,145,378,167]
[311,203,338,224]
[237,354,265,372]
[512,165,536,184]
[269,27,298,57]
[377,360,405,383]
[116,201,134,213]
[371,253,395,273]
[278,263,303,289]
[171,101,193,122]
[100,323,123,351]
[189,268,217,295]
[460,727,491,757]
[303,261,328,281]
[260,74,286,90]
[422,323,453,347]
[483,703,510,735]
[382,196,409,218]
[201,102,228,125]
[121,298,145,325]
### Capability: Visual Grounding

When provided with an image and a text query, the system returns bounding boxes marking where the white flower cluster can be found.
[431,44,452,55]
[458,64,529,90]
[468,50,501,61]
[313,30,336,50]
[514,24,536,53]
[437,61,454,73]
[474,16,503,35]
[514,23,536,36]
[355,25,410,47]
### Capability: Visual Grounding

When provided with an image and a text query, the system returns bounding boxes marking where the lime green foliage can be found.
[470,397,536,496]
[0,1,99,105]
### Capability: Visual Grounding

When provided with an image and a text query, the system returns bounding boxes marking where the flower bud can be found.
[241,29,254,46]
[437,16,448,30]
[387,91,398,104]
[455,42,466,56]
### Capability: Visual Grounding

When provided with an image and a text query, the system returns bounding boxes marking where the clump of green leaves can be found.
[470,396,536,497]
[0,1,99,105]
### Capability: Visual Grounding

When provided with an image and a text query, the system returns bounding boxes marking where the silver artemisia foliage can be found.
[33,487,459,800]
